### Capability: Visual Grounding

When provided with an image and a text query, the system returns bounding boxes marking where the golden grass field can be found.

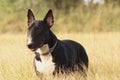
[0,32,120,80]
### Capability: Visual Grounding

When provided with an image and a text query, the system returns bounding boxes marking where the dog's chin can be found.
[29,48,37,52]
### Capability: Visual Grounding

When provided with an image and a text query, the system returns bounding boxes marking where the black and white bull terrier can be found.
[27,9,89,76]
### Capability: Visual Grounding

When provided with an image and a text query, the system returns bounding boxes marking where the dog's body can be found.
[27,9,89,76]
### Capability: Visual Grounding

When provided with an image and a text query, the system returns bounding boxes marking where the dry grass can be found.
[0,32,120,80]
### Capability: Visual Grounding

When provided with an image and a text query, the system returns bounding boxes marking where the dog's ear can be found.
[27,9,35,26]
[44,9,54,27]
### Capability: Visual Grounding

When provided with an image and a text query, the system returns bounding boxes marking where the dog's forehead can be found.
[34,20,43,27]
[28,20,44,28]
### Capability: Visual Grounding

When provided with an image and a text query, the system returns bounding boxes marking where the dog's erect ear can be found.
[44,9,54,27]
[27,9,35,26]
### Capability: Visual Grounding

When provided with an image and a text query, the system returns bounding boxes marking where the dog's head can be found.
[27,9,54,51]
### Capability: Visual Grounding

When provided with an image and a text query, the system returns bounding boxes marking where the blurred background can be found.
[0,1,120,80]
[0,0,120,33]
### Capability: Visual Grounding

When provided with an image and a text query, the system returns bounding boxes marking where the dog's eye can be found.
[35,28,41,34]
[36,29,41,34]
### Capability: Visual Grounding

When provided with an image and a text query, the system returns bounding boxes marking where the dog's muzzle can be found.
[27,43,44,52]
[27,43,36,51]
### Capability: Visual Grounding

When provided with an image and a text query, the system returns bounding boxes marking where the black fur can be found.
[27,9,89,75]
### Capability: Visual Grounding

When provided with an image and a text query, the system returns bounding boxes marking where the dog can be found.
[27,9,89,76]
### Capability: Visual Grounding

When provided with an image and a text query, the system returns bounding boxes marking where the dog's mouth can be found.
[29,48,37,52]
[27,44,43,52]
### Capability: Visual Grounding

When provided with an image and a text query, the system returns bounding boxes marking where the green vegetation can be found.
[0,0,120,33]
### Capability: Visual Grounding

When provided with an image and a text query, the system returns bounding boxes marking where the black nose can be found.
[27,43,34,49]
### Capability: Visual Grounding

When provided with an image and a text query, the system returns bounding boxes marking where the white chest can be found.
[34,44,55,75]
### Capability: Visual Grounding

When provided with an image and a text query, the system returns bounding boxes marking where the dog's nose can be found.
[27,43,34,49]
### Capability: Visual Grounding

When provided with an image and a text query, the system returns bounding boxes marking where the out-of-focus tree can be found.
[106,0,120,4]
[45,0,83,13]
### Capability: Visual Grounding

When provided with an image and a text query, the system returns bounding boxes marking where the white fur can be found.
[36,44,49,55]
[27,35,32,45]
[34,44,55,75]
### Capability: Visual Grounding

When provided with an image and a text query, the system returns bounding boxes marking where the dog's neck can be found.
[35,31,57,56]
[47,31,57,48]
